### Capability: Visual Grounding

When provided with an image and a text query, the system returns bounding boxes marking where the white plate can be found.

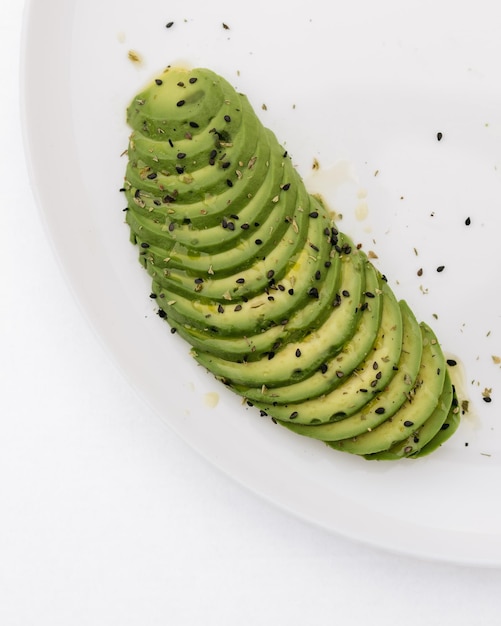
[21,0,501,566]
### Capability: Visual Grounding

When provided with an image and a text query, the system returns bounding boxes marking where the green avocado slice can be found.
[328,322,447,455]
[154,201,335,336]
[412,387,460,458]
[279,300,422,439]
[239,257,383,406]
[169,230,344,361]
[257,275,402,424]
[365,371,455,460]
[192,240,365,386]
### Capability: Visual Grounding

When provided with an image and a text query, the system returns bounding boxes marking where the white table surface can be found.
[3,2,501,625]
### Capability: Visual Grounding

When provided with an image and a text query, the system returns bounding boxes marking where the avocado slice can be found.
[255,275,401,424]
[365,371,455,460]
[327,323,448,456]
[236,256,384,407]
[280,300,422,439]
[123,66,460,460]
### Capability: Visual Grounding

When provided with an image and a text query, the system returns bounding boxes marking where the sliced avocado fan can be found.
[123,66,460,460]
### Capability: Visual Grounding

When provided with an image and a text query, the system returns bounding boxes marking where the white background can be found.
[3,1,501,624]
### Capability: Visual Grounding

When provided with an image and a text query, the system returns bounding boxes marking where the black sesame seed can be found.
[194,277,204,284]
[365,291,375,298]
[483,396,492,403]
[315,270,321,280]
[375,407,385,414]
[149,293,157,299]
[157,309,167,318]
[282,183,291,191]
[226,179,233,187]
[403,420,414,427]
[234,304,242,312]
[295,349,301,357]
[176,100,185,107]
[308,287,319,298]
[437,131,443,141]
[324,261,332,268]
[168,222,175,231]
[189,121,199,129]
[155,79,163,86]
[288,289,294,295]
[140,242,150,248]
[177,152,186,159]
[241,223,250,230]
[228,222,235,231]
[267,351,275,360]
[446,359,457,366]
[255,239,263,245]
[342,290,350,298]
[224,115,231,122]
[332,294,342,307]
[320,363,328,374]
[289,411,299,420]
[210,149,217,159]
[441,423,451,430]
[189,77,198,84]
[437,265,445,273]
[342,244,352,254]
[376,372,382,380]
[175,166,185,174]
[309,211,319,218]
[217,304,225,313]
[267,270,275,279]
[373,361,379,370]
[166,21,174,28]
[236,277,245,284]
[465,217,471,226]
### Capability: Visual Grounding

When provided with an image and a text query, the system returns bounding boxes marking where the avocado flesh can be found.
[234,257,384,406]
[254,275,401,424]
[327,323,449,456]
[124,66,459,460]
[365,372,455,460]
[193,238,367,387]
[281,300,422,439]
